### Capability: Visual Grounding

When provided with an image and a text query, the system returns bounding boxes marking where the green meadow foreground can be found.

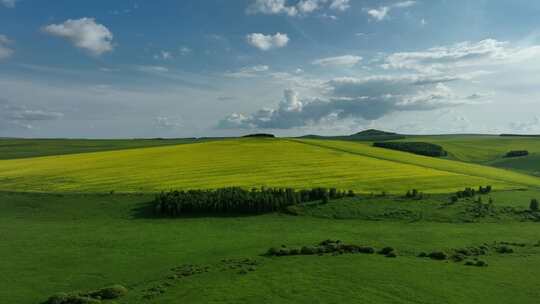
[1,135,540,303]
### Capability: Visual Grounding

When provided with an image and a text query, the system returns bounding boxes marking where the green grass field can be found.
[397,135,540,176]
[1,138,539,194]
[3,136,540,304]
[0,138,204,160]
[2,191,540,304]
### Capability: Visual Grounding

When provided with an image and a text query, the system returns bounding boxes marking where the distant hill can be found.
[353,129,399,137]
[500,134,540,137]
[299,129,405,142]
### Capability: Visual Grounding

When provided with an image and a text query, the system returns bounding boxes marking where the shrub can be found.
[530,199,539,212]
[277,248,291,256]
[378,247,394,255]
[496,246,514,254]
[267,247,279,256]
[450,196,459,203]
[385,252,397,258]
[417,252,427,258]
[87,285,128,300]
[465,260,488,267]
[300,246,318,255]
[357,246,375,254]
[289,248,300,255]
[451,254,465,262]
[428,251,448,260]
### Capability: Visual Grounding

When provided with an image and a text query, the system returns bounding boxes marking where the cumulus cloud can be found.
[246,0,350,17]
[365,1,416,21]
[0,99,63,130]
[329,0,350,11]
[218,74,484,129]
[1,0,18,8]
[312,55,362,67]
[246,33,289,51]
[0,35,14,60]
[42,18,114,56]
[225,65,270,78]
[382,39,540,72]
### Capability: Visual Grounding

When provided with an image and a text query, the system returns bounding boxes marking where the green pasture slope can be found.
[0,138,539,193]
[2,136,540,303]
[398,135,540,176]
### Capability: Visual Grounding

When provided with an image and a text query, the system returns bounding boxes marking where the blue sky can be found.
[1,0,540,138]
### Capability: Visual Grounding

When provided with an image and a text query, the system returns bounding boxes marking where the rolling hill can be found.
[0,137,538,193]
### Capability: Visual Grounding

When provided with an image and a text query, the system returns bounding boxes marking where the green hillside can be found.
[397,135,540,176]
[0,138,538,193]
[0,138,204,160]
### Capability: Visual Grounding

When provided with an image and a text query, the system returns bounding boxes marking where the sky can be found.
[1,0,540,138]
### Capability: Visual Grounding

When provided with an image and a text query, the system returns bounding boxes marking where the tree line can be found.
[373,142,448,157]
[505,150,529,158]
[153,187,355,216]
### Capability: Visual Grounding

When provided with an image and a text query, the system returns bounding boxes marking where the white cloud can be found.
[1,0,18,8]
[312,55,362,67]
[225,65,270,78]
[0,35,14,60]
[180,46,192,55]
[42,18,114,56]
[218,74,483,129]
[246,0,350,17]
[298,0,320,14]
[329,0,350,11]
[0,99,63,130]
[382,39,540,72]
[365,1,416,21]
[246,33,289,51]
[136,65,169,73]
[247,0,298,16]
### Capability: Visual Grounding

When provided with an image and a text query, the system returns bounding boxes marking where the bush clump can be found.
[267,241,376,257]
[86,285,128,300]
[496,245,514,254]
[44,285,128,304]
[465,260,488,267]
[428,251,448,260]
[378,247,394,255]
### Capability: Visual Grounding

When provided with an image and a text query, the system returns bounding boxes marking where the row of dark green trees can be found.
[154,187,355,216]
[373,142,448,157]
